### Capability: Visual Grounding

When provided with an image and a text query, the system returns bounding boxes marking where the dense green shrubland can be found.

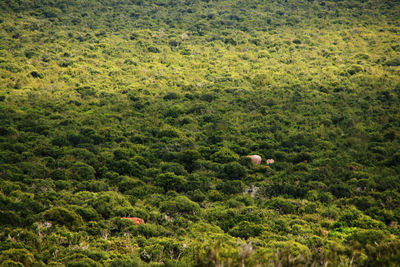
[0,0,400,265]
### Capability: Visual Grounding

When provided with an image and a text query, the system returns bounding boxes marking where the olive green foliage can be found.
[0,0,400,265]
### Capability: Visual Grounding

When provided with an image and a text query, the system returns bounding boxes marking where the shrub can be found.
[207,190,225,202]
[347,229,387,246]
[219,162,247,179]
[265,197,298,214]
[24,49,36,58]
[109,160,143,176]
[160,162,187,175]
[176,150,202,171]
[43,207,83,228]
[157,126,180,138]
[66,258,99,267]
[165,104,184,118]
[135,224,167,238]
[69,162,95,180]
[76,180,109,192]
[217,180,244,194]
[6,228,40,250]
[118,176,145,193]
[160,196,200,216]
[0,210,22,225]
[229,221,265,239]
[0,249,36,266]
[106,256,142,267]
[155,172,187,192]
[89,191,132,218]
[30,71,43,78]
[18,162,48,178]
[163,92,180,100]
[72,206,100,221]
[210,148,239,164]
[384,57,400,66]
[190,189,206,202]
[147,46,160,53]
[76,86,96,98]
[346,64,363,75]
[335,207,384,229]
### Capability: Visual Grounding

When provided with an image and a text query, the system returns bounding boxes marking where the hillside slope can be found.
[0,0,400,266]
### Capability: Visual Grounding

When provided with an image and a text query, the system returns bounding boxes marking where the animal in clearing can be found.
[121,217,145,225]
[266,159,275,165]
[247,155,262,165]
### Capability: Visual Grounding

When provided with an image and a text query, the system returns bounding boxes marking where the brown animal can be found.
[121,217,145,225]
[247,155,262,165]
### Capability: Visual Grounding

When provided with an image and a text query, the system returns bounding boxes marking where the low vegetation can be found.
[0,0,400,266]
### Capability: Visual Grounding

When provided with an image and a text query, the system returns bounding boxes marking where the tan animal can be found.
[247,155,262,165]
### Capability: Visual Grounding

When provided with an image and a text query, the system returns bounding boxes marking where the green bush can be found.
[228,221,265,239]
[347,229,388,246]
[0,249,36,266]
[384,57,400,66]
[160,196,200,216]
[43,207,84,228]
[217,180,244,194]
[89,191,132,219]
[106,256,142,267]
[69,162,96,180]
[265,197,299,214]
[219,162,247,179]
[160,162,187,175]
[135,224,167,238]
[155,172,187,192]
[210,148,240,164]
[118,176,144,193]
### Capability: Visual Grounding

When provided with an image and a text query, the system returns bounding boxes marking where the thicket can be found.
[0,0,400,266]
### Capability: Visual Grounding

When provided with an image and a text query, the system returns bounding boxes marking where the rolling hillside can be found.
[0,0,400,266]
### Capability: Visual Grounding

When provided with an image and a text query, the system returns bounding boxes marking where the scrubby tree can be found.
[155,172,187,192]
[160,196,200,216]
[43,207,84,228]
